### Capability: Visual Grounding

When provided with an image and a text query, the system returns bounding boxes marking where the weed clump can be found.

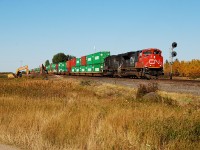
[136,83,179,106]
[162,97,178,106]
[136,82,158,99]
[80,80,92,86]
[136,118,200,149]
[0,74,7,78]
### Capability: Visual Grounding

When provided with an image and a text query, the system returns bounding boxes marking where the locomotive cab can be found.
[143,49,163,68]
[135,48,164,77]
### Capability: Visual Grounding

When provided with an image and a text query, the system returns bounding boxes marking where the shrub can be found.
[136,82,158,99]
[162,97,178,106]
[0,74,7,78]
[80,80,92,86]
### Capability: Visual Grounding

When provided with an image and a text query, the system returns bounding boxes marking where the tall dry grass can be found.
[0,77,199,150]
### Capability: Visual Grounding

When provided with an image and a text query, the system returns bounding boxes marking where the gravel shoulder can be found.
[65,76,200,96]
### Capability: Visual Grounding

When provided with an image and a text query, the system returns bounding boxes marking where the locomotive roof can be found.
[142,48,161,51]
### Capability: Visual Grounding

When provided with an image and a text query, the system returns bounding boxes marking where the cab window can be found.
[154,50,161,55]
[143,51,152,55]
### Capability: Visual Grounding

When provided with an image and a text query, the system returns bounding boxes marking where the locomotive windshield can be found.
[143,51,152,55]
[154,50,161,55]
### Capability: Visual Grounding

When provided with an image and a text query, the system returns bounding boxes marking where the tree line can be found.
[45,53,75,66]
[164,59,200,78]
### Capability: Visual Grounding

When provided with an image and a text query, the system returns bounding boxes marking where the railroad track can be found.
[156,78,200,84]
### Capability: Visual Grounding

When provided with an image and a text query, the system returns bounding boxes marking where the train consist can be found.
[31,48,164,79]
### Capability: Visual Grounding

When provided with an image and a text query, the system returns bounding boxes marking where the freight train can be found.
[31,48,164,79]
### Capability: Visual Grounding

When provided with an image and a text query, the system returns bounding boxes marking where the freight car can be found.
[32,48,164,79]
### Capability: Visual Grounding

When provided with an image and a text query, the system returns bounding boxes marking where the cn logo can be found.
[149,59,155,64]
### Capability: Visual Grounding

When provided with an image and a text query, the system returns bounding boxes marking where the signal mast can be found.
[170,42,177,79]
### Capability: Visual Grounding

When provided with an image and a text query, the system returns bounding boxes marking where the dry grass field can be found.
[0,77,200,150]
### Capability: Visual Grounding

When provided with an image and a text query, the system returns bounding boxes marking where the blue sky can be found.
[0,0,200,72]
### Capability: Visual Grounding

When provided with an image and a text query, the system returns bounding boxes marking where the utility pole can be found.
[170,42,177,80]
[94,45,96,52]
